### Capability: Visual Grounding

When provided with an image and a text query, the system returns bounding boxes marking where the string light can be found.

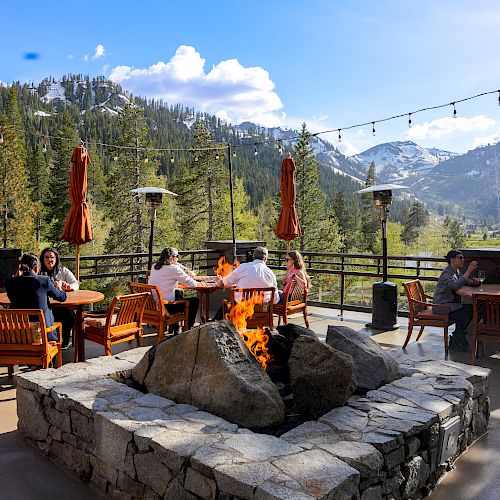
[215,153,220,160]
[144,158,148,163]
[42,138,47,153]
[277,139,283,154]
[452,102,457,118]
[497,90,499,107]
[194,155,199,162]
[408,113,412,128]
[372,122,376,136]
[170,155,175,164]
[232,150,237,158]
[338,129,342,143]
[113,155,118,161]
[254,143,258,156]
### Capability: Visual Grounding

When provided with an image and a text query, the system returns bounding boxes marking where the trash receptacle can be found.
[369,281,399,331]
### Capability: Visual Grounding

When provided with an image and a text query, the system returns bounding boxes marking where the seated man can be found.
[217,246,279,304]
[433,250,479,351]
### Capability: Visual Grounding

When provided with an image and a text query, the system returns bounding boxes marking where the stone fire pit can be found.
[16,340,490,499]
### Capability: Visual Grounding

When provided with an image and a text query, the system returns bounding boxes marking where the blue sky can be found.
[1,0,499,155]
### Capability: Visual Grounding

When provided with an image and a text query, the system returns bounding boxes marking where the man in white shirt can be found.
[217,246,279,304]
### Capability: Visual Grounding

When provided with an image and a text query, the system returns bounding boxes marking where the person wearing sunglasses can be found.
[148,247,199,332]
[433,250,480,351]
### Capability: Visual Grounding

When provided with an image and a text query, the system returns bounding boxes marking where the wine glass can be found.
[477,269,486,291]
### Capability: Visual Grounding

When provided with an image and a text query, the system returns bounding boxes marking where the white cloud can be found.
[406,115,495,140]
[109,45,284,127]
[473,131,500,148]
[92,44,106,59]
[336,140,360,157]
[83,54,89,62]
[68,54,74,60]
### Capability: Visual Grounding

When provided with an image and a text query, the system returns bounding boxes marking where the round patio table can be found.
[0,289,104,363]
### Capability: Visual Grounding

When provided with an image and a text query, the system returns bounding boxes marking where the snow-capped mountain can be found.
[352,141,459,181]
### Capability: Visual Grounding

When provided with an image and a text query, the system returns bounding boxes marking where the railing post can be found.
[339,255,345,319]
[416,259,421,278]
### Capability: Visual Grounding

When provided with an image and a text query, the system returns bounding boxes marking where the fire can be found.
[215,256,240,277]
[228,295,272,370]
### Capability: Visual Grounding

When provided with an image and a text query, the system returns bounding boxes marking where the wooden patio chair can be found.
[82,292,149,357]
[0,309,63,377]
[127,281,190,342]
[402,279,451,355]
[274,281,310,328]
[225,287,275,330]
[470,293,500,364]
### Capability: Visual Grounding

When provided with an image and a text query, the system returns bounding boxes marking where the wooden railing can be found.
[61,249,446,315]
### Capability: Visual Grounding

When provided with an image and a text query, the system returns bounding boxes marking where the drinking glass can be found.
[477,270,486,291]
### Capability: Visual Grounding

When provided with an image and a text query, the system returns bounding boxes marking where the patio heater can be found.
[130,187,178,271]
[356,183,408,330]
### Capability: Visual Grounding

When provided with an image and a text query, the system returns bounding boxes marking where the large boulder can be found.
[138,321,285,429]
[289,335,357,419]
[326,325,401,392]
[277,323,320,343]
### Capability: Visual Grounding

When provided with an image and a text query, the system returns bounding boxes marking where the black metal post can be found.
[147,209,155,271]
[227,144,237,262]
[381,211,388,282]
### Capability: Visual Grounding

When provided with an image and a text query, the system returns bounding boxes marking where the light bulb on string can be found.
[144,158,149,163]
[498,90,500,106]
[452,102,457,118]
[338,129,342,143]
[372,122,376,136]
[278,139,283,154]
[42,139,47,153]
[254,144,258,156]
[215,153,220,160]
[408,113,412,128]
[0,134,3,144]
[113,155,118,162]
[194,155,199,162]
[170,155,175,164]
[232,150,236,158]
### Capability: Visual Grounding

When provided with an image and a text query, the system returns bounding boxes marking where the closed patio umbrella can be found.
[61,144,92,280]
[275,155,300,251]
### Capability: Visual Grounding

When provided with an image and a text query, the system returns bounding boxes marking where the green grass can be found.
[464,235,500,248]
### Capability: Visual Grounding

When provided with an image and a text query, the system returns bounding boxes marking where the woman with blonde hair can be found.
[278,250,311,303]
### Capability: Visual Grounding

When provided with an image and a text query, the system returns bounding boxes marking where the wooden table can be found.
[0,289,104,363]
[457,284,500,299]
[179,279,219,323]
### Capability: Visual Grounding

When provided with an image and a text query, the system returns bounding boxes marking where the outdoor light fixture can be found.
[357,183,408,330]
[130,187,178,271]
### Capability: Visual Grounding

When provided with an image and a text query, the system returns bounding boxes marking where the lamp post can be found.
[130,187,178,271]
[357,183,408,330]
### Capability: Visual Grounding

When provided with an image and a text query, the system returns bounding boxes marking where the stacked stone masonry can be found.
[16,347,490,500]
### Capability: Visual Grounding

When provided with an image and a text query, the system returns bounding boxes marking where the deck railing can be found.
[61,249,445,316]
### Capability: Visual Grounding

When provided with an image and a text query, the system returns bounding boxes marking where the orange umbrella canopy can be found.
[275,155,300,242]
[62,145,92,245]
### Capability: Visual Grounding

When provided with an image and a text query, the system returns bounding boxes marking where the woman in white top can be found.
[148,247,199,331]
[40,247,79,348]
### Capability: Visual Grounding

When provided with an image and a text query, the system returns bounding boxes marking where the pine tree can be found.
[45,110,78,249]
[0,85,40,250]
[104,102,161,254]
[294,124,329,251]
[401,201,429,245]
[360,161,379,252]
[27,143,50,244]
[331,190,360,251]
[443,216,466,249]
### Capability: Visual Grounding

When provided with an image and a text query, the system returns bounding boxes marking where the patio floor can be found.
[1,306,499,499]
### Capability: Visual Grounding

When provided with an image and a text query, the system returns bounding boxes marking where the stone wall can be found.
[16,348,490,499]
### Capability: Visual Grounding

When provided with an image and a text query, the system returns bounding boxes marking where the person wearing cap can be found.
[433,250,480,351]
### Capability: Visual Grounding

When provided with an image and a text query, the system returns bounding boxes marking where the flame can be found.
[228,295,272,370]
[215,256,240,277]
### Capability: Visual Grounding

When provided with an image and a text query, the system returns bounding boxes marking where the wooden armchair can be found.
[470,294,500,364]
[403,280,451,355]
[274,281,310,328]
[225,287,275,330]
[127,281,189,341]
[82,292,149,357]
[0,309,62,377]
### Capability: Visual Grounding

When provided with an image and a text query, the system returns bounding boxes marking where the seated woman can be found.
[279,250,311,303]
[148,247,200,331]
[433,249,480,351]
[40,247,79,349]
[6,253,67,341]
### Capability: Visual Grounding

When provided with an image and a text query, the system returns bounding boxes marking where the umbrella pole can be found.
[75,244,80,281]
